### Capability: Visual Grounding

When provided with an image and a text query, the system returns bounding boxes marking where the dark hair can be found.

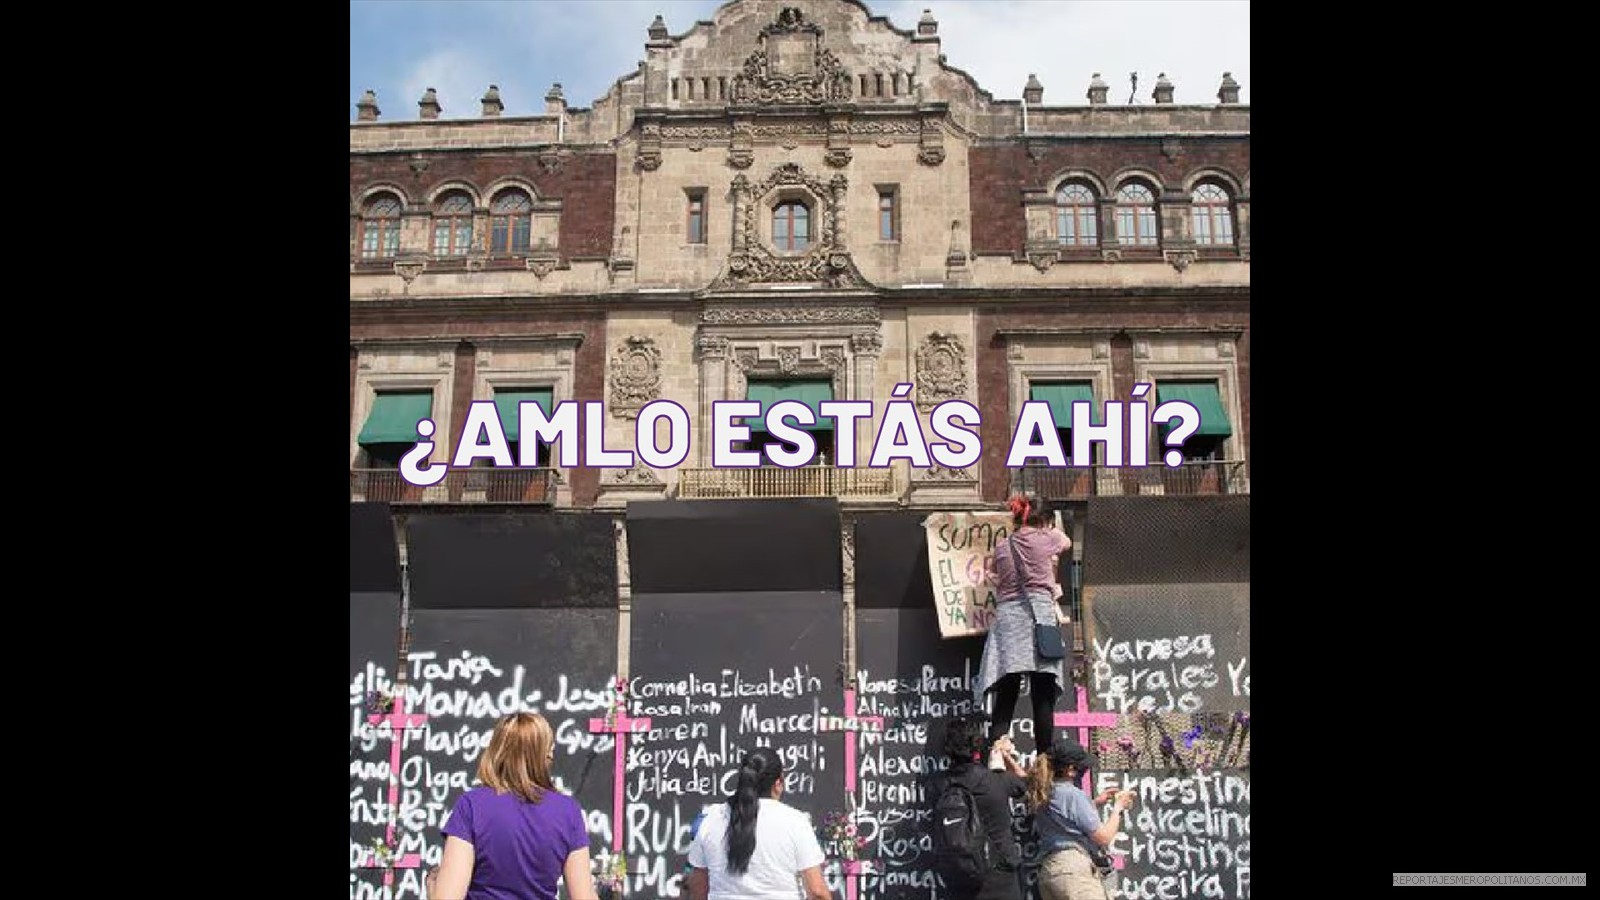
[726,749,783,875]
[1007,492,1052,528]
[941,714,988,764]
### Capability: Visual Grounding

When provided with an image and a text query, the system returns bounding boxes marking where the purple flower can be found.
[1234,711,1250,728]
[1159,735,1175,755]
[1182,725,1204,749]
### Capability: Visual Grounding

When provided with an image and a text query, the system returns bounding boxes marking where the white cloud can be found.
[873,0,1249,106]
[354,0,1249,119]
[399,49,499,120]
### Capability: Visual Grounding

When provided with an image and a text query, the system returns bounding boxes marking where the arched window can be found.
[1190,182,1235,246]
[432,192,474,256]
[772,200,811,253]
[1115,183,1159,247]
[1055,183,1098,247]
[359,194,402,259]
[490,189,533,255]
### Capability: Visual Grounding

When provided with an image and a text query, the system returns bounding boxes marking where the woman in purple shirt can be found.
[432,711,598,900]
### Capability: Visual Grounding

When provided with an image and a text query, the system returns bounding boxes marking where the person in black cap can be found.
[1025,742,1134,900]
[929,714,1030,900]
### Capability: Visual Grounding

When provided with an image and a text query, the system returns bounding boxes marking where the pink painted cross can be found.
[816,690,886,900]
[1054,685,1127,871]
[589,708,653,854]
[362,689,428,890]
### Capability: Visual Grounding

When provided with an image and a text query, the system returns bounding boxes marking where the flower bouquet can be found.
[595,852,627,900]
[818,811,869,862]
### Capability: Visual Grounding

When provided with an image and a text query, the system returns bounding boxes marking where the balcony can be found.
[676,466,903,501]
[1011,459,1250,499]
[349,468,559,505]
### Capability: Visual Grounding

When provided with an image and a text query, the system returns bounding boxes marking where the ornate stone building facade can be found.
[350,0,1249,528]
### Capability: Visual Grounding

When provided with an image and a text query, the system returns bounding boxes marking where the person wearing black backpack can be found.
[929,715,1029,900]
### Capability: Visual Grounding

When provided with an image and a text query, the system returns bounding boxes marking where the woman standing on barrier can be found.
[431,711,598,900]
[1026,743,1134,900]
[685,748,831,900]
[977,492,1072,755]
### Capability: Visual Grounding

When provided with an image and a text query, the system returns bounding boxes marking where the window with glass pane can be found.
[431,192,474,256]
[1115,183,1158,247]
[361,195,402,259]
[773,201,811,253]
[1190,183,1234,246]
[878,189,897,241]
[1055,183,1098,246]
[490,190,534,254]
[687,191,706,244]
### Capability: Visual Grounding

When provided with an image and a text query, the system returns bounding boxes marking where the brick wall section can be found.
[975,303,1250,502]
[350,151,617,260]
[350,310,607,506]
[449,341,478,463]
[967,139,1251,256]
[569,315,606,507]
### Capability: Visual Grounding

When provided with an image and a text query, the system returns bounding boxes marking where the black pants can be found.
[988,672,1057,751]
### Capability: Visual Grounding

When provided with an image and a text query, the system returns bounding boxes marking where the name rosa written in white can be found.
[393,382,1207,486]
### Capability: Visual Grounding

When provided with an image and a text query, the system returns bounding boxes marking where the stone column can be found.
[695,335,730,467]
[1234,191,1250,259]
[1098,196,1121,260]
[850,330,882,465]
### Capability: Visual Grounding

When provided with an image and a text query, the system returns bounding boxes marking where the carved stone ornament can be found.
[776,346,801,374]
[701,304,881,325]
[695,334,730,359]
[526,256,558,279]
[820,346,847,371]
[1026,243,1058,273]
[393,260,425,284]
[912,464,978,483]
[608,336,662,418]
[1100,248,1123,263]
[707,162,874,291]
[727,122,754,169]
[850,329,884,354]
[637,121,662,171]
[1161,137,1183,161]
[1164,249,1197,273]
[730,7,852,106]
[915,332,969,410]
[603,461,663,485]
[918,114,946,166]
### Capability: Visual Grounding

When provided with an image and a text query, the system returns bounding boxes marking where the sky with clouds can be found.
[350,0,1248,121]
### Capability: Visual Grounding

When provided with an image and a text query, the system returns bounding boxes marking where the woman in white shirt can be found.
[685,749,832,900]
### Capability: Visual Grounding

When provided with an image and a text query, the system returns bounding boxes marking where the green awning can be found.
[494,389,553,443]
[746,380,834,431]
[1156,382,1232,437]
[357,392,433,445]
[1029,382,1101,427]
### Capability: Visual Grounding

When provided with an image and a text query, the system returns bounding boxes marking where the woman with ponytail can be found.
[684,749,831,900]
[976,492,1072,754]
[1025,744,1134,900]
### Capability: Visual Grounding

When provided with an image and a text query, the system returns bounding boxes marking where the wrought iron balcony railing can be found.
[676,465,903,500]
[349,468,559,505]
[1011,459,1249,499]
